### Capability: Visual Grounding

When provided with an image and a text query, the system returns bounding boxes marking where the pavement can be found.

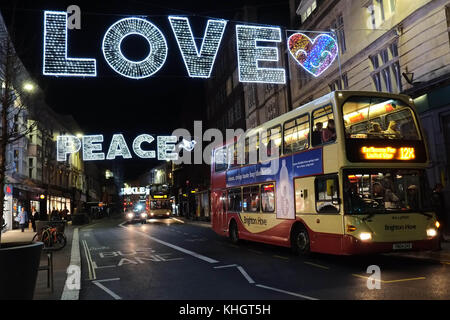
[2,221,80,300]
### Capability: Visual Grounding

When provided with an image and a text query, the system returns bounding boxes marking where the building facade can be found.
[0,12,102,230]
[289,0,450,198]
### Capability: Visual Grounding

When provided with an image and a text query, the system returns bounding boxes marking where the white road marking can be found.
[119,223,219,264]
[92,261,116,269]
[256,284,319,300]
[92,278,121,300]
[237,266,255,284]
[172,218,185,224]
[213,264,254,283]
[214,264,237,269]
[61,228,80,300]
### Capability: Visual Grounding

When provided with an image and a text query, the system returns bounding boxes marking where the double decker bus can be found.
[211,91,440,255]
[146,184,172,218]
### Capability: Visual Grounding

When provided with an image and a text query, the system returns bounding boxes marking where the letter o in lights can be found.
[102,17,168,79]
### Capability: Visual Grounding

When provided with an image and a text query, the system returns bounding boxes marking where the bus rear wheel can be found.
[229,220,239,244]
[292,224,310,255]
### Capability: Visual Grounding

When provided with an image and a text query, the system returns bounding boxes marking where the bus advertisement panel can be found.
[226,148,323,220]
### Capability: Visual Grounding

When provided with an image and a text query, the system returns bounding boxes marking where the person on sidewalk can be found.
[30,207,38,232]
[50,207,60,221]
[18,207,28,232]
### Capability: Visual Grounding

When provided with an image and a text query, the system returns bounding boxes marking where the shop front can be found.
[195,190,210,221]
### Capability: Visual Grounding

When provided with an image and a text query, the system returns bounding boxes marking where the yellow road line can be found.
[441,261,450,265]
[352,274,425,283]
[304,261,329,270]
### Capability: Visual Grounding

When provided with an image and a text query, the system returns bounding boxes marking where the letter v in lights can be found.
[168,16,227,78]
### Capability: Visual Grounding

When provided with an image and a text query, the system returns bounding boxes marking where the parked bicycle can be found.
[32,224,67,250]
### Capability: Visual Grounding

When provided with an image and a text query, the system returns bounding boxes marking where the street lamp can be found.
[23,82,35,92]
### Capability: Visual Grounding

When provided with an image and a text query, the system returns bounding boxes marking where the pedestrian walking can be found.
[18,207,28,232]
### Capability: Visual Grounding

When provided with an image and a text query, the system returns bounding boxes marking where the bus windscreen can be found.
[343,97,420,141]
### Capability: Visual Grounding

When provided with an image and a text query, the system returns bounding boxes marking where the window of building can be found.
[29,158,33,167]
[389,0,396,12]
[243,185,260,212]
[261,183,275,213]
[234,100,242,122]
[267,99,278,121]
[377,0,385,22]
[329,73,349,92]
[369,41,402,93]
[315,175,340,213]
[331,14,346,54]
[300,0,317,23]
[284,113,309,154]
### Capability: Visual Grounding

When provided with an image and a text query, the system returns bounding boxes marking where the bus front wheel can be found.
[291,224,310,255]
[229,220,239,244]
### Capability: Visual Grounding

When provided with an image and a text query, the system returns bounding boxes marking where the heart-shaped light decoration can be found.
[288,33,338,77]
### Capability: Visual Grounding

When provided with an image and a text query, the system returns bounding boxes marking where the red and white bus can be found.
[211,91,440,255]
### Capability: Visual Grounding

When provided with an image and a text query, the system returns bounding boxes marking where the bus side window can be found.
[312,105,336,146]
[261,183,275,213]
[315,175,340,213]
[222,191,227,212]
[214,146,228,172]
[227,188,242,212]
[247,135,259,164]
[243,185,260,212]
[283,114,309,155]
[262,125,282,158]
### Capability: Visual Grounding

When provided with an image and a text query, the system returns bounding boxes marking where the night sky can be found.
[0,0,289,180]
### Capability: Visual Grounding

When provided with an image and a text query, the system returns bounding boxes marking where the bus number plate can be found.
[393,243,412,250]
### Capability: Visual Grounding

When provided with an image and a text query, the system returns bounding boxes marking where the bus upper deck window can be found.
[312,105,335,146]
[283,114,309,154]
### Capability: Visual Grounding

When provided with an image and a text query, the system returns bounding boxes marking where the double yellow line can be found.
[82,240,96,280]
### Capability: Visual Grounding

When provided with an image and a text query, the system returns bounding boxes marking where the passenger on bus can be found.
[406,185,419,210]
[368,122,382,135]
[311,122,323,146]
[373,182,399,204]
[384,121,401,139]
[322,119,336,143]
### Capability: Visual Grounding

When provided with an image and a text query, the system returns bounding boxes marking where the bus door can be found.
[311,174,345,254]
[212,190,227,234]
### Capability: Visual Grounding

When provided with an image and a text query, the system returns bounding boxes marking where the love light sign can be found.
[42,10,338,83]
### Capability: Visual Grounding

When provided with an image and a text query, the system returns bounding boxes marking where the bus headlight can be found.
[127,213,133,219]
[150,212,154,217]
[426,228,437,237]
[435,221,440,229]
[359,232,372,241]
[166,211,170,215]
[141,213,148,219]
